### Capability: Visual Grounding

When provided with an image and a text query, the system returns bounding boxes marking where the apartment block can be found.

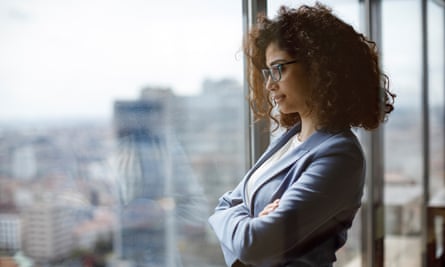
[0,214,21,252]
[22,202,72,263]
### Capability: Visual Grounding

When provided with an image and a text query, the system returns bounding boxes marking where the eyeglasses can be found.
[261,60,299,83]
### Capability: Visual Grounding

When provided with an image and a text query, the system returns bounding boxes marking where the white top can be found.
[246,134,302,204]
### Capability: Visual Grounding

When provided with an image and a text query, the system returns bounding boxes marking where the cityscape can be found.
[0,78,443,267]
[0,78,245,267]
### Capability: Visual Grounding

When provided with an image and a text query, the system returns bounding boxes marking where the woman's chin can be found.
[279,107,293,114]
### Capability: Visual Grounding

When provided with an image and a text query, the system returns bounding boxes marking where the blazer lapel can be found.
[247,124,301,176]
[246,127,335,208]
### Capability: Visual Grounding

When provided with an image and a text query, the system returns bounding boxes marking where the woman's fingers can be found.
[259,199,280,217]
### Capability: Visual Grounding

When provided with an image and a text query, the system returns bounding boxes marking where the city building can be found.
[22,201,73,263]
[0,214,21,252]
[11,145,36,181]
[112,87,207,267]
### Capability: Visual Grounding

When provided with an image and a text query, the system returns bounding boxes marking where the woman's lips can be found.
[273,95,285,103]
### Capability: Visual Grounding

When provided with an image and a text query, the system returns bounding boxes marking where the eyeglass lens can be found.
[262,65,281,83]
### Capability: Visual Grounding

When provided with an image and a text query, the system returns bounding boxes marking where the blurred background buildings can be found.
[0,79,245,267]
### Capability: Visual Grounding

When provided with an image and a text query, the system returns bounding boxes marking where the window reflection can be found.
[0,1,244,266]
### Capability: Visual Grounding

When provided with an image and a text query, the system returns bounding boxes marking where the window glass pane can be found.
[427,1,445,264]
[382,0,422,266]
[428,0,445,194]
[0,1,245,266]
[266,1,362,266]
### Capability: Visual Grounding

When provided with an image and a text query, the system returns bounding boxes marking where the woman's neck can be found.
[298,115,318,142]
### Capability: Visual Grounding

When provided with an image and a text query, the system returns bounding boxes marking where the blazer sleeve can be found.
[210,178,251,266]
[208,137,365,266]
[214,178,245,211]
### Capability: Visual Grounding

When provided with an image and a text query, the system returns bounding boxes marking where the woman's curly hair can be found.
[244,3,395,132]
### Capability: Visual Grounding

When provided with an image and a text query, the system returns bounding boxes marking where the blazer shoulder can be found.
[319,129,363,151]
[310,129,365,169]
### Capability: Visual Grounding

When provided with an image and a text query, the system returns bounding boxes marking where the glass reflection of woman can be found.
[208,3,395,267]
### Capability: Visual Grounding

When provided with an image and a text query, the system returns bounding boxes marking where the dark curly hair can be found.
[244,3,395,132]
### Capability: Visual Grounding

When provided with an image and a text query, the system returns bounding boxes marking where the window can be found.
[428,0,445,197]
[427,0,445,264]
[382,0,423,266]
[0,1,245,266]
[2,1,443,266]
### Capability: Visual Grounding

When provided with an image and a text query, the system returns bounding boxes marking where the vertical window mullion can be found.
[362,0,384,266]
[421,0,430,265]
[243,0,269,169]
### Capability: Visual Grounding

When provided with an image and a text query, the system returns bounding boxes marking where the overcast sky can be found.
[0,0,244,121]
[0,0,443,122]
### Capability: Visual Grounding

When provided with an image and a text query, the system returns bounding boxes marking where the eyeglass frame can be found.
[261,60,299,83]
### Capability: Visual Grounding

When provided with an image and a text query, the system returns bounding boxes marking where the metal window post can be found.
[361,0,384,267]
[243,0,269,170]
[421,0,430,266]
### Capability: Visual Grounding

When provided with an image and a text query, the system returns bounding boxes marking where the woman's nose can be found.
[265,77,277,91]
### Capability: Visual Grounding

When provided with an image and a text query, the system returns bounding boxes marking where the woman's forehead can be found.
[265,43,292,65]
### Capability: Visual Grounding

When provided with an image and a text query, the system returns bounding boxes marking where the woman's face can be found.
[264,42,312,115]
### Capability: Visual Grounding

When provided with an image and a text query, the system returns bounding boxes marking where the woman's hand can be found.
[259,199,280,217]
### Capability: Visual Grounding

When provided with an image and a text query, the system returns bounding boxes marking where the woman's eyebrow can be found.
[268,59,287,67]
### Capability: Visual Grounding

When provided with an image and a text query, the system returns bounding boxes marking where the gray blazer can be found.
[208,124,365,267]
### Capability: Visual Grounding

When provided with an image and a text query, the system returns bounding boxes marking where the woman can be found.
[208,3,394,267]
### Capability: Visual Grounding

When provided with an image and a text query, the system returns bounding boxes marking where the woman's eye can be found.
[272,65,281,71]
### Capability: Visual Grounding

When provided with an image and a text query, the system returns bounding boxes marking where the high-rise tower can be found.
[112,87,206,267]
